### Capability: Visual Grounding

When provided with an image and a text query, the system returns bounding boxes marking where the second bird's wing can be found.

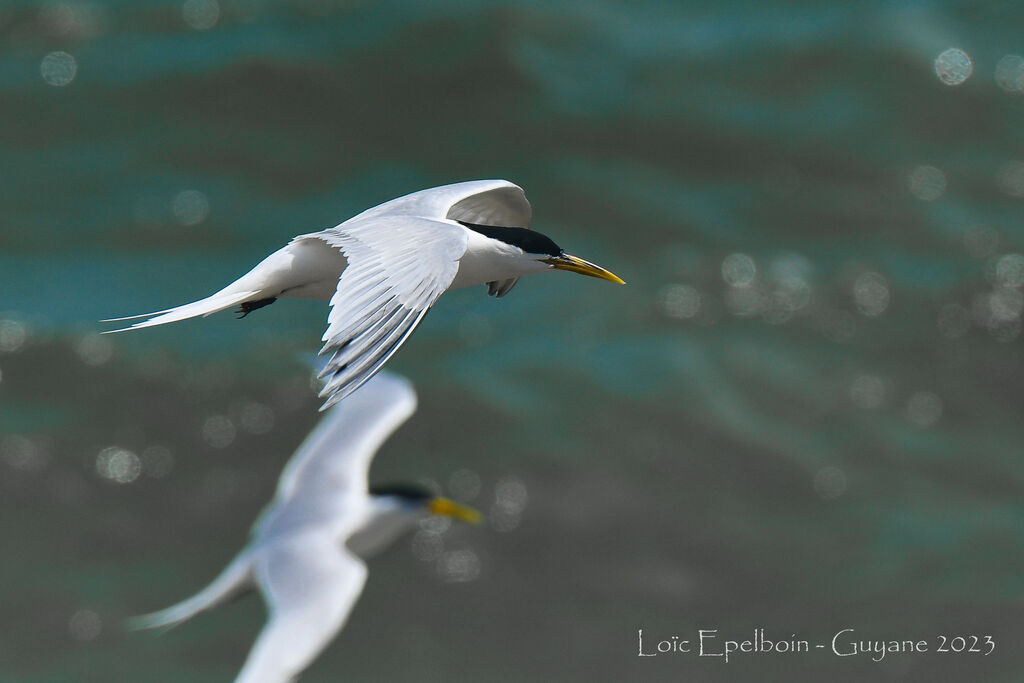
[312,216,467,409]
[234,537,368,683]
[256,372,417,531]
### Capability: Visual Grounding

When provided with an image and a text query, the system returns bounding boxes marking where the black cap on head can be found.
[459,221,562,257]
[369,482,434,502]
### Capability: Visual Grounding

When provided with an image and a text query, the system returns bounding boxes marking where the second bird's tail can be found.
[127,552,254,633]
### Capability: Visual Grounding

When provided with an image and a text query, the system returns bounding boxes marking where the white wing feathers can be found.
[445,181,532,228]
[253,373,416,538]
[310,181,530,407]
[313,216,467,410]
[235,539,368,683]
[349,179,531,229]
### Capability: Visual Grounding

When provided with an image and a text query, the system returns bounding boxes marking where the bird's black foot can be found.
[236,297,277,318]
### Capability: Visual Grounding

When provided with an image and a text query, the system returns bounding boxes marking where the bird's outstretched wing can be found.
[252,373,416,539]
[312,216,467,410]
[235,538,368,683]
[351,179,532,229]
[433,179,532,227]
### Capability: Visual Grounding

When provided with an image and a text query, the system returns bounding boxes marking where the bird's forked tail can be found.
[127,551,254,633]
[101,287,262,334]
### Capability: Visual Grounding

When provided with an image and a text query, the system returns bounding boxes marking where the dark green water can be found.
[3,1,1024,680]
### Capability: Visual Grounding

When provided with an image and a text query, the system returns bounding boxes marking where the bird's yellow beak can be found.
[542,253,625,284]
[429,497,482,525]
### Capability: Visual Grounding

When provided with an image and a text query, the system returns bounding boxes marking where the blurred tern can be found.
[128,372,480,683]
[103,180,624,408]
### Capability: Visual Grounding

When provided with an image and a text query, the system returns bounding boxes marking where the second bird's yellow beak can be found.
[429,497,482,524]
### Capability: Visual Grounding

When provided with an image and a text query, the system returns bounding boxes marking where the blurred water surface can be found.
[3,1,1024,681]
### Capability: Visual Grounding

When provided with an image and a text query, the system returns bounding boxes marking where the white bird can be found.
[103,180,624,408]
[127,372,480,683]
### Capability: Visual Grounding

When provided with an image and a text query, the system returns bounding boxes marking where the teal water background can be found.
[3,1,1024,680]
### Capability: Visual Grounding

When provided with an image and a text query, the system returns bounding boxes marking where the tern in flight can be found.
[103,180,624,408]
[128,372,480,683]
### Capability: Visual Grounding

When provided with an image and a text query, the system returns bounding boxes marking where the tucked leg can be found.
[236,297,277,318]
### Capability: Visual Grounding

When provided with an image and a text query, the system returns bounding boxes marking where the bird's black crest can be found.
[369,482,434,501]
[459,221,562,257]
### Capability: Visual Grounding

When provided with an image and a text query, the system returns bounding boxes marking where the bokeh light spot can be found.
[69,609,102,641]
[974,290,1024,341]
[95,446,141,484]
[852,271,890,317]
[995,54,1024,94]
[74,333,113,366]
[0,319,28,353]
[39,3,106,39]
[963,224,999,259]
[906,391,943,428]
[908,165,946,201]
[435,549,481,583]
[238,401,275,435]
[721,253,756,287]
[768,253,813,315]
[201,415,236,448]
[761,291,794,325]
[171,189,210,226]
[776,280,811,313]
[987,287,1023,323]
[994,253,1024,287]
[850,374,887,410]
[183,0,220,30]
[419,514,452,535]
[411,529,444,562]
[995,161,1024,197]
[40,51,78,87]
[934,48,973,86]
[490,476,527,532]
[813,466,847,500]
[659,284,702,320]
[1,435,49,472]
[724,286,765,317]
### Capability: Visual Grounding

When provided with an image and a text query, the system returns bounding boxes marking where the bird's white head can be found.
[347,483,480,559]
[369,483,481,524]
[459,221,626,284]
